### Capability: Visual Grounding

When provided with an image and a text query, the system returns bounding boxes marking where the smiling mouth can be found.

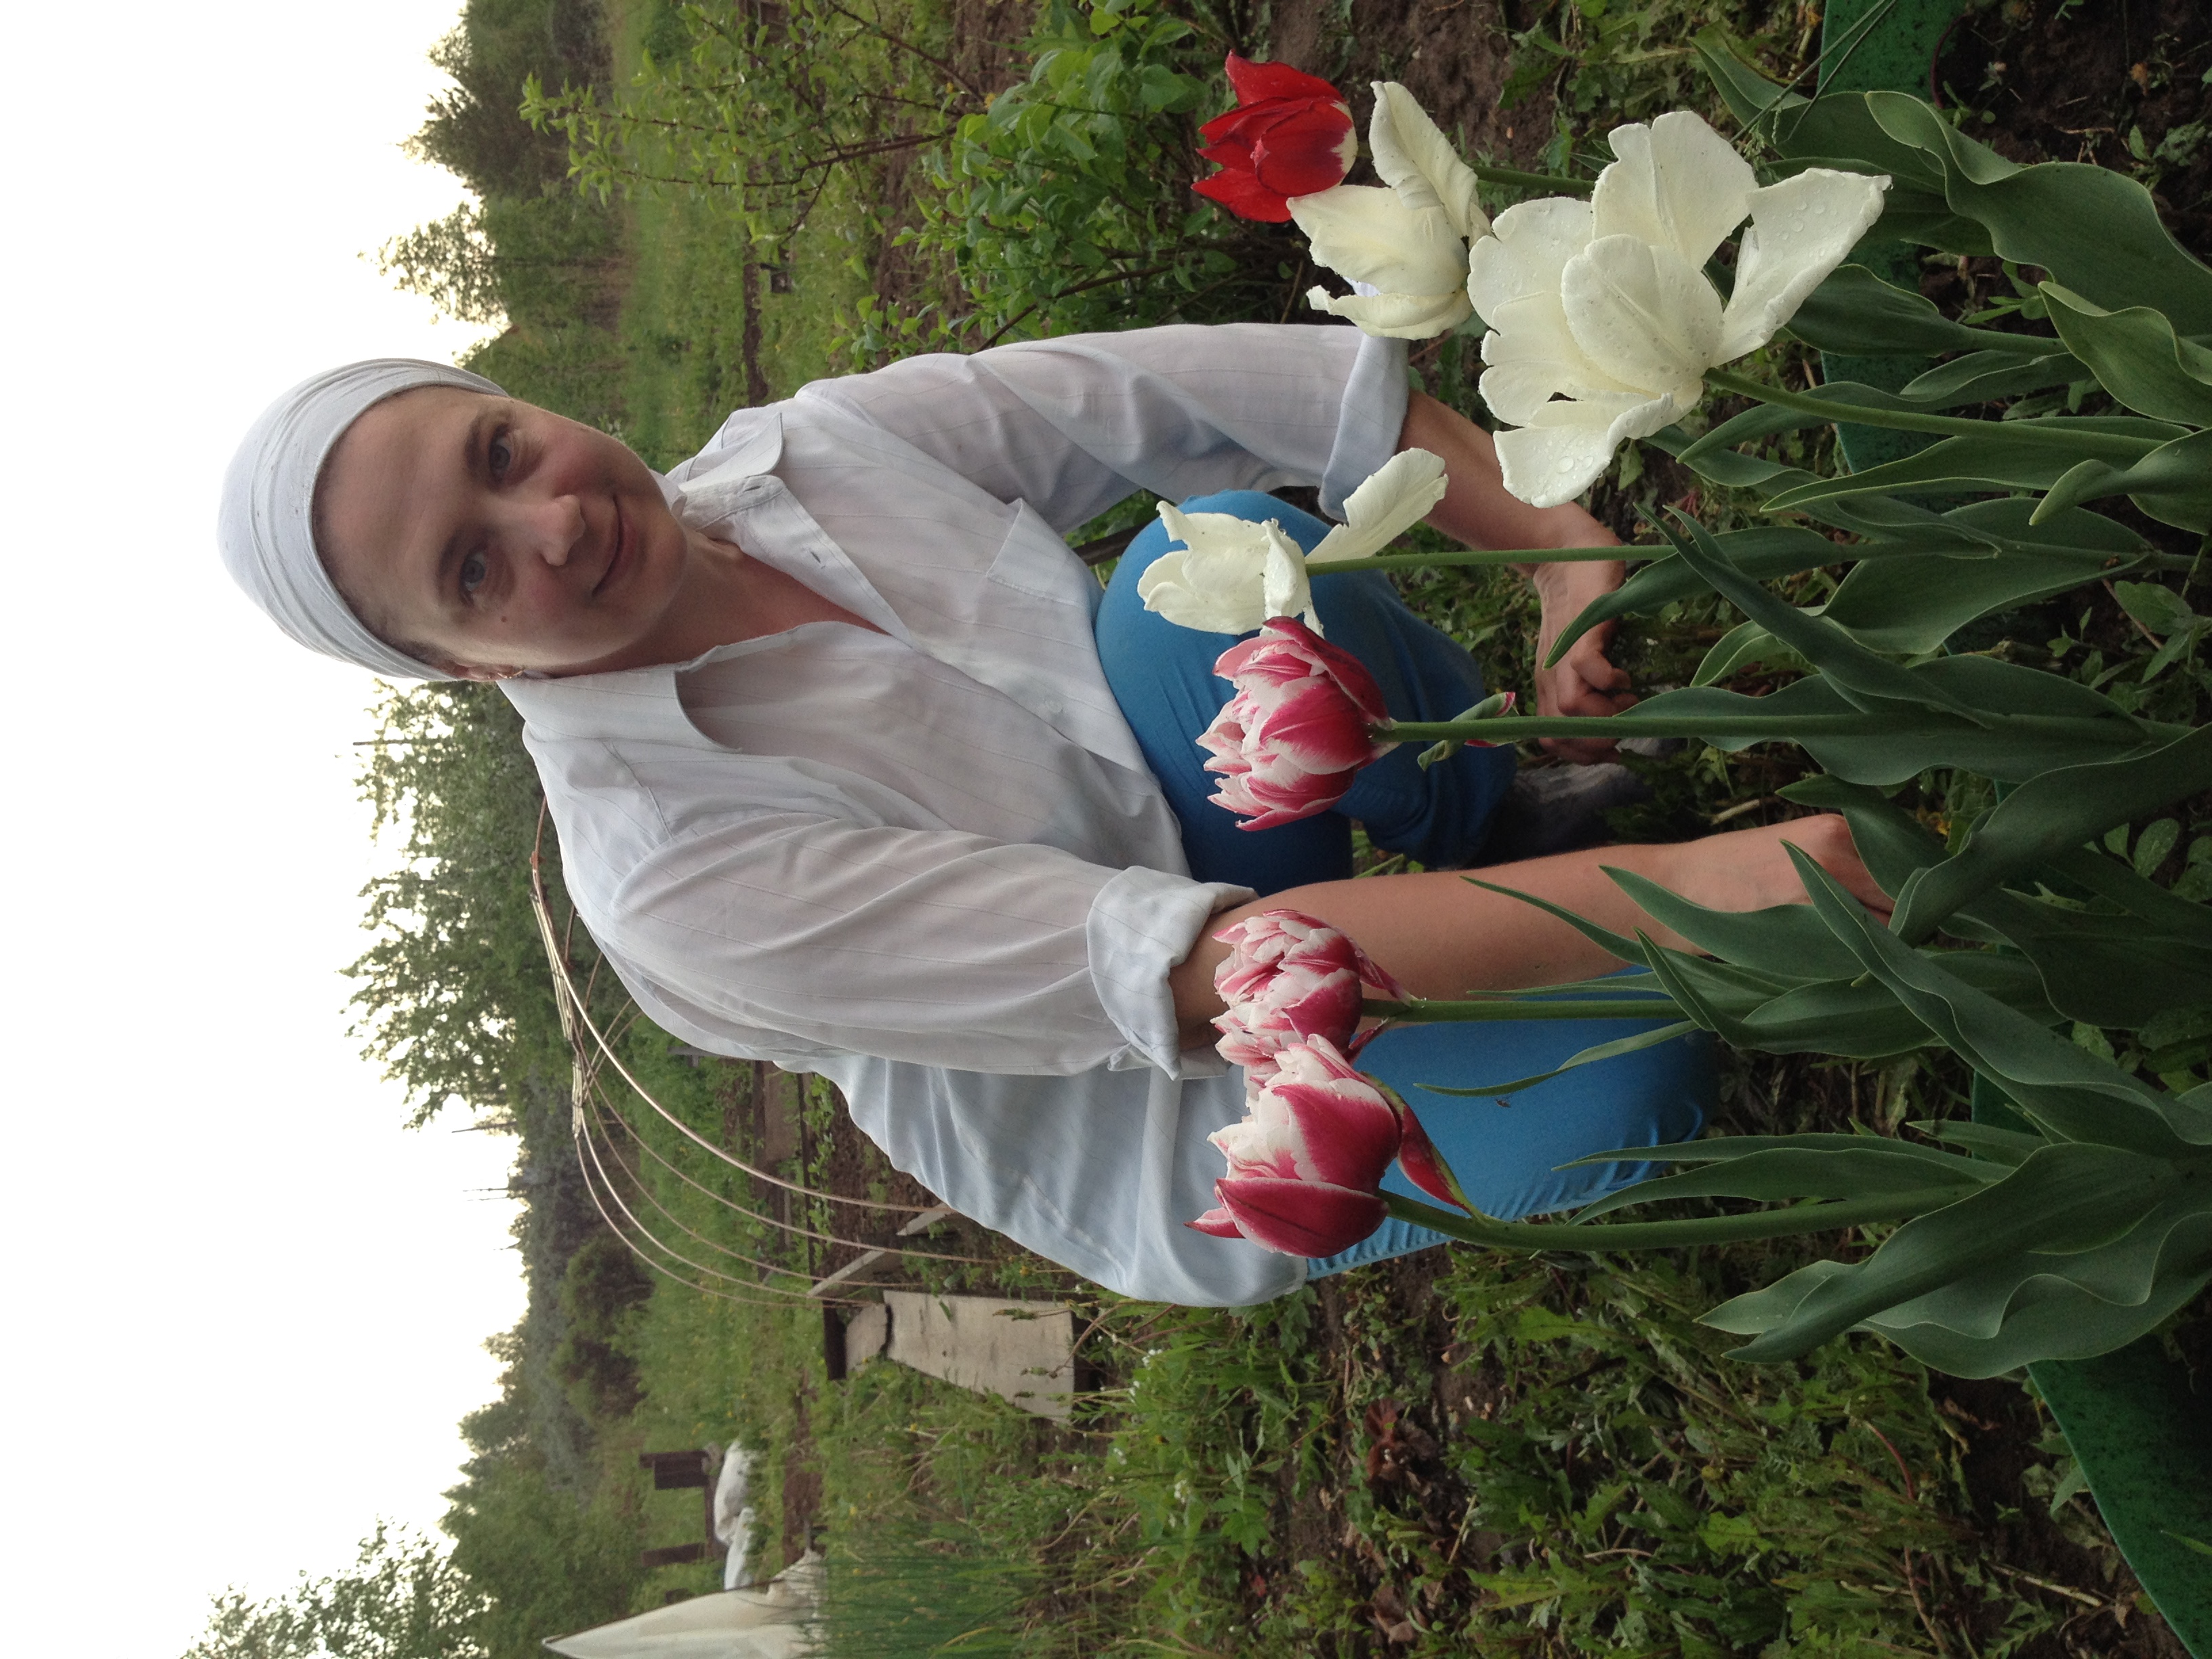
[594,504,629,598]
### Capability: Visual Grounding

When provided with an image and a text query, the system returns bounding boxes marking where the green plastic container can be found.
[1815,3,2212,1650]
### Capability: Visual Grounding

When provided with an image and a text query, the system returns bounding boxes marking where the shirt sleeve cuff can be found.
[1319,332,1410,518]
[1086,865,1256,1080]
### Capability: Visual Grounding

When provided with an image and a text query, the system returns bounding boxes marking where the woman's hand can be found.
[1397,392,1633,763]
[1529,558,1635,763]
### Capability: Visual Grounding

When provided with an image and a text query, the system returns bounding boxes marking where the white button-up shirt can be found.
[504,323,1407,1306]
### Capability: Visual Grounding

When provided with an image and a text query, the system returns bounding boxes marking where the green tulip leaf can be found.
[2045,845,2212,946]
[1784,264,2047,357]
[1734,956,2056,1057]
[1457,875,1651,966]
[1568,1142,1994,1223]
[1959,891,2212,1027]
[1821,548,2123,655]
[1652,508,1987,720]
[1601,869,1866,981]
[1933,495,2146,558]
[1776,783,2212,1024]
[1891,726,2212,943]
[1900,348,2088,407]
[1547,527,1836,665]
[2039,281,2212,426]
[1711,1140,2190,1361]
[1706,1190,2212,1377]
[1761,418,2184,512]
[1635,654,2158,783]
[1691,619,1804,685]
[1414,1019,1702,1099]
[1692,25,1809,131]
[2030,427,2212,534]
[1788,848,2210,1149]
[1840,92,2212,331]
[1923,1120,2050,1165]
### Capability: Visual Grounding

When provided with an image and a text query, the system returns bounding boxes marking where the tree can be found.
[182,1526,487,1659]
[347,682,583,1127]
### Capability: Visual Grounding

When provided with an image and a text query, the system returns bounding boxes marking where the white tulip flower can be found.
[1467,110,1890,508]
[1139,508,1317,635]
[1136,449,1451,635]
[1292,83,1488,340]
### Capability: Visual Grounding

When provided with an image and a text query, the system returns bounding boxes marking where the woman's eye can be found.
[489,431,514,479]
[460,551,489,596]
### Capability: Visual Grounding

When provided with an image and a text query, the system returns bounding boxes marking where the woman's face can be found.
[316,387,693,676]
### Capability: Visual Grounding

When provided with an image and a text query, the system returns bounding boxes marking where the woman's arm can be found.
[1397,391,1635,763]
[1165,815,1889,1046]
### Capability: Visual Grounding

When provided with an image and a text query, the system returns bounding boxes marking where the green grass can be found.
[611,176,877,470]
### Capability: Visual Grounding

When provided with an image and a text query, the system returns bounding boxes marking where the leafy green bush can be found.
[848,0,1301,359]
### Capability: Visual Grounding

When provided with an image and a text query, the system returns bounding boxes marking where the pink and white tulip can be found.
[1200,617,1398,830]
[1189,1036,1467,1256]
[1212,908,1407,1086]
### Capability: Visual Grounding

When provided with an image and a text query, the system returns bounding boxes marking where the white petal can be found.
[1368,81,1488,242]
[1290,185,1469,299]
[1593,110,1755,267]
[1715,167,1893,361]
[1494,388,1691,508]
[1467,195,1595,321]
[1478,291,1639,424]
[1259,523,1319,632]
[1307,448,1450,566]
[1561,234,1725,394]
[1306,284,1472,340]
[1137,505,1279,634]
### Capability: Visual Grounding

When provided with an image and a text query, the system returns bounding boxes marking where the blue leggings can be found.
[1094,491,1713,1275]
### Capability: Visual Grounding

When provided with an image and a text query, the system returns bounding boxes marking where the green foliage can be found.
[807,1247,2076,1656]
[348,682,579,1126]
[554,1233,654,1418]
[442,1448,646,1659]
[182,1526,487,1659]
[1499,0,1807,165]
[867,0,1301,355]
[380,195,623,331]
[410,0,608,201]
[525,0,972,252]
[1380,62,2212,1378]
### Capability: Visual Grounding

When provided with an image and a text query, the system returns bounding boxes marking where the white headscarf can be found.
[218,358,504,680]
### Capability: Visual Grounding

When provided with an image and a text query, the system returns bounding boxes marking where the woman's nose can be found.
[508,491,587,567]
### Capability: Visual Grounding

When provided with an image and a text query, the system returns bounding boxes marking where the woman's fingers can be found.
[1532,590,1636,764]
[1533,627,1635,762]
[1775,815,1894,920]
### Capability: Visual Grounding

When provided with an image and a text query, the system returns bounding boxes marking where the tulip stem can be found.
[1307,545,1640,572]
[1703,367,2055,440]
[1380,711,2173,746]
[1467,163,1595,195]
[1380,1187,1954,1250]
[1365,997,1681,1023]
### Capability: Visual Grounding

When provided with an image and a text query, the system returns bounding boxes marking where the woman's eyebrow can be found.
[432,409,500,598]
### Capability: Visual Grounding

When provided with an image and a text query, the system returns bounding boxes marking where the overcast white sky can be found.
[1,3,533,1653]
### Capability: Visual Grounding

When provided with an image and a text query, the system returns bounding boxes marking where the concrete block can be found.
[881,1292,1075,1420]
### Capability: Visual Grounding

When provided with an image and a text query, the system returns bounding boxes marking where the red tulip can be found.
[1188,1034,1469,1256]
[1192,54,1358,223]
[1198,617,1397,830]
[1212,908,1407,1086]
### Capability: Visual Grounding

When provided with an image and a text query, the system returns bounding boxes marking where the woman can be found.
[221,323,1881,1306]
